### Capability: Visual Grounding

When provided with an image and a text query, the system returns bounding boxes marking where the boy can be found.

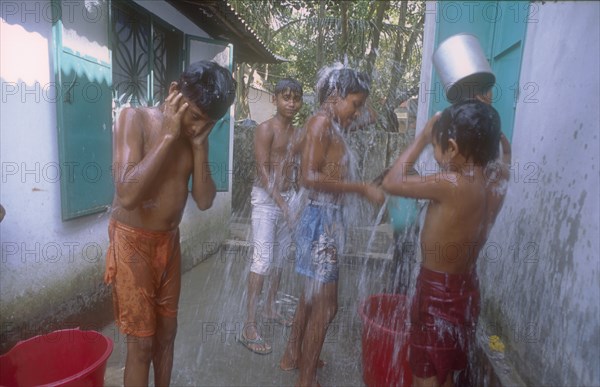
[239,78,304,355]
[104,61,236,386]
[381,100,512,387]
[279,68,384,387]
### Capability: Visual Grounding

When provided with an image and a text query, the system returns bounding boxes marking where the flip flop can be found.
[263,314,293,327]
[237,334,272,355]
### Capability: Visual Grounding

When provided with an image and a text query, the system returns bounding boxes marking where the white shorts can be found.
[250,186,294,275]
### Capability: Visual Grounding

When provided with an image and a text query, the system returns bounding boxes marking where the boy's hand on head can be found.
[190,122,214,150]
[163,91,189,140]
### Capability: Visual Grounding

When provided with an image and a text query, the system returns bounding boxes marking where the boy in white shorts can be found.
[238,78,303,355]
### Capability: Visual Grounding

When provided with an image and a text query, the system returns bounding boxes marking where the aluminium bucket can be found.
[433,33,495,103]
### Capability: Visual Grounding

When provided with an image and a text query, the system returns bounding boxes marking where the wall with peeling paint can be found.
[479,3,599,385]
[417,2,599,385]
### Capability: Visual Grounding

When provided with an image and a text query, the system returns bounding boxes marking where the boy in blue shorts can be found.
[279,67,384,386]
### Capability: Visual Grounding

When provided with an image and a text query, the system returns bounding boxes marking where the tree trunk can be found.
[235,63,253,119]
[385,1,408,109]
[365,0,390,77]
[316,0,326,69]
[340,0,349,59]
[400,15,424,74]
[384,11,424,111]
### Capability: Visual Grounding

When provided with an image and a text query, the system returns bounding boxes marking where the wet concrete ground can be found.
[102,231,398,387]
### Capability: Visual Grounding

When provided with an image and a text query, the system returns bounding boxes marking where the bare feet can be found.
[280,358,327,371]
[295,379,322,387]
[263,312,293,327]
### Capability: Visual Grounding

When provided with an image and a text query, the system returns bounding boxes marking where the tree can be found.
[231,0,425,130]
[364,0,391,77]
[384,1,424,110]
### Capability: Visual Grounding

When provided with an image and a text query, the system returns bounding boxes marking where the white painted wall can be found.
[480,3,599,385]
[0,3,105,325]
[416,2,599,385]
[0,0,232,339]
[248,86,275,123]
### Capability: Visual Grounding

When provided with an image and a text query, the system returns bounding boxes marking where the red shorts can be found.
[105,219,181,337]
[409,266,480,385]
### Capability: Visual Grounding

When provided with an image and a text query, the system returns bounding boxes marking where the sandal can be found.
[237,333,272,355]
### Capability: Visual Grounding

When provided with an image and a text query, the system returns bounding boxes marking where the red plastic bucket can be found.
[358,294,412,387]
[0,328,113,387]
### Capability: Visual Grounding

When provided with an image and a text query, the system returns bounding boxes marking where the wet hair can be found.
[274,78,303,97]
[432,99,501,166]
[178,60,237,120]
[456,85,493,102]
[317,68,370,106]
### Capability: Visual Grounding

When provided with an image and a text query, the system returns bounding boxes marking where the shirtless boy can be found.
[104,61,236,386]
[382,100,511,387]
[239,78,303,355]
[279,68,384,386]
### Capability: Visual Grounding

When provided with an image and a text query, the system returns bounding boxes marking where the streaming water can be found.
[202,62,424,385]
[144,63,433,386]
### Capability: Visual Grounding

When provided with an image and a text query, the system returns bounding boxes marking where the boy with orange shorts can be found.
[104,61,236,386]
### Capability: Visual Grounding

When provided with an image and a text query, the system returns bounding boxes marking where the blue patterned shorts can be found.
[295,202,342,283]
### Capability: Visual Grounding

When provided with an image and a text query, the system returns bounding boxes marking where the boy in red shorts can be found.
[104,61,235,386]
[382,100,511,387]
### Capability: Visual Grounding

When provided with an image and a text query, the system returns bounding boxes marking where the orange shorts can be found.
[104,219,181,337]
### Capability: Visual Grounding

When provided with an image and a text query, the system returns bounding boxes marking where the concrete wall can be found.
[417,2,599,385]
[0,0,231,349]
[481,3,599,385]
[248,86,275,124]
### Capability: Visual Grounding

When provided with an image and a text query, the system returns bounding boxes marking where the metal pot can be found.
[433,33,495,103]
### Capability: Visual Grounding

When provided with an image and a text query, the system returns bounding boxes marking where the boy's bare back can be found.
[420,164,508,274]
[383,100,510,274]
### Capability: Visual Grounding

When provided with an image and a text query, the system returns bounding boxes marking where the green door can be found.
[430,0,529,141]
[488,1,529,141]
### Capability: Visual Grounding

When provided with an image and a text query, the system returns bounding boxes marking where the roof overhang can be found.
[167,0,282,64]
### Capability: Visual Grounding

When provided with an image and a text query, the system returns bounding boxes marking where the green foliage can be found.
[292,99,314,129]
[231,0,425,130]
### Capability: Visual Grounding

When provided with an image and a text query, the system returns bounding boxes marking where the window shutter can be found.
[54,0,113,220]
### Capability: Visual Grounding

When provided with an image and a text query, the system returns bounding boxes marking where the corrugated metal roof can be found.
[167,0,283,64]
